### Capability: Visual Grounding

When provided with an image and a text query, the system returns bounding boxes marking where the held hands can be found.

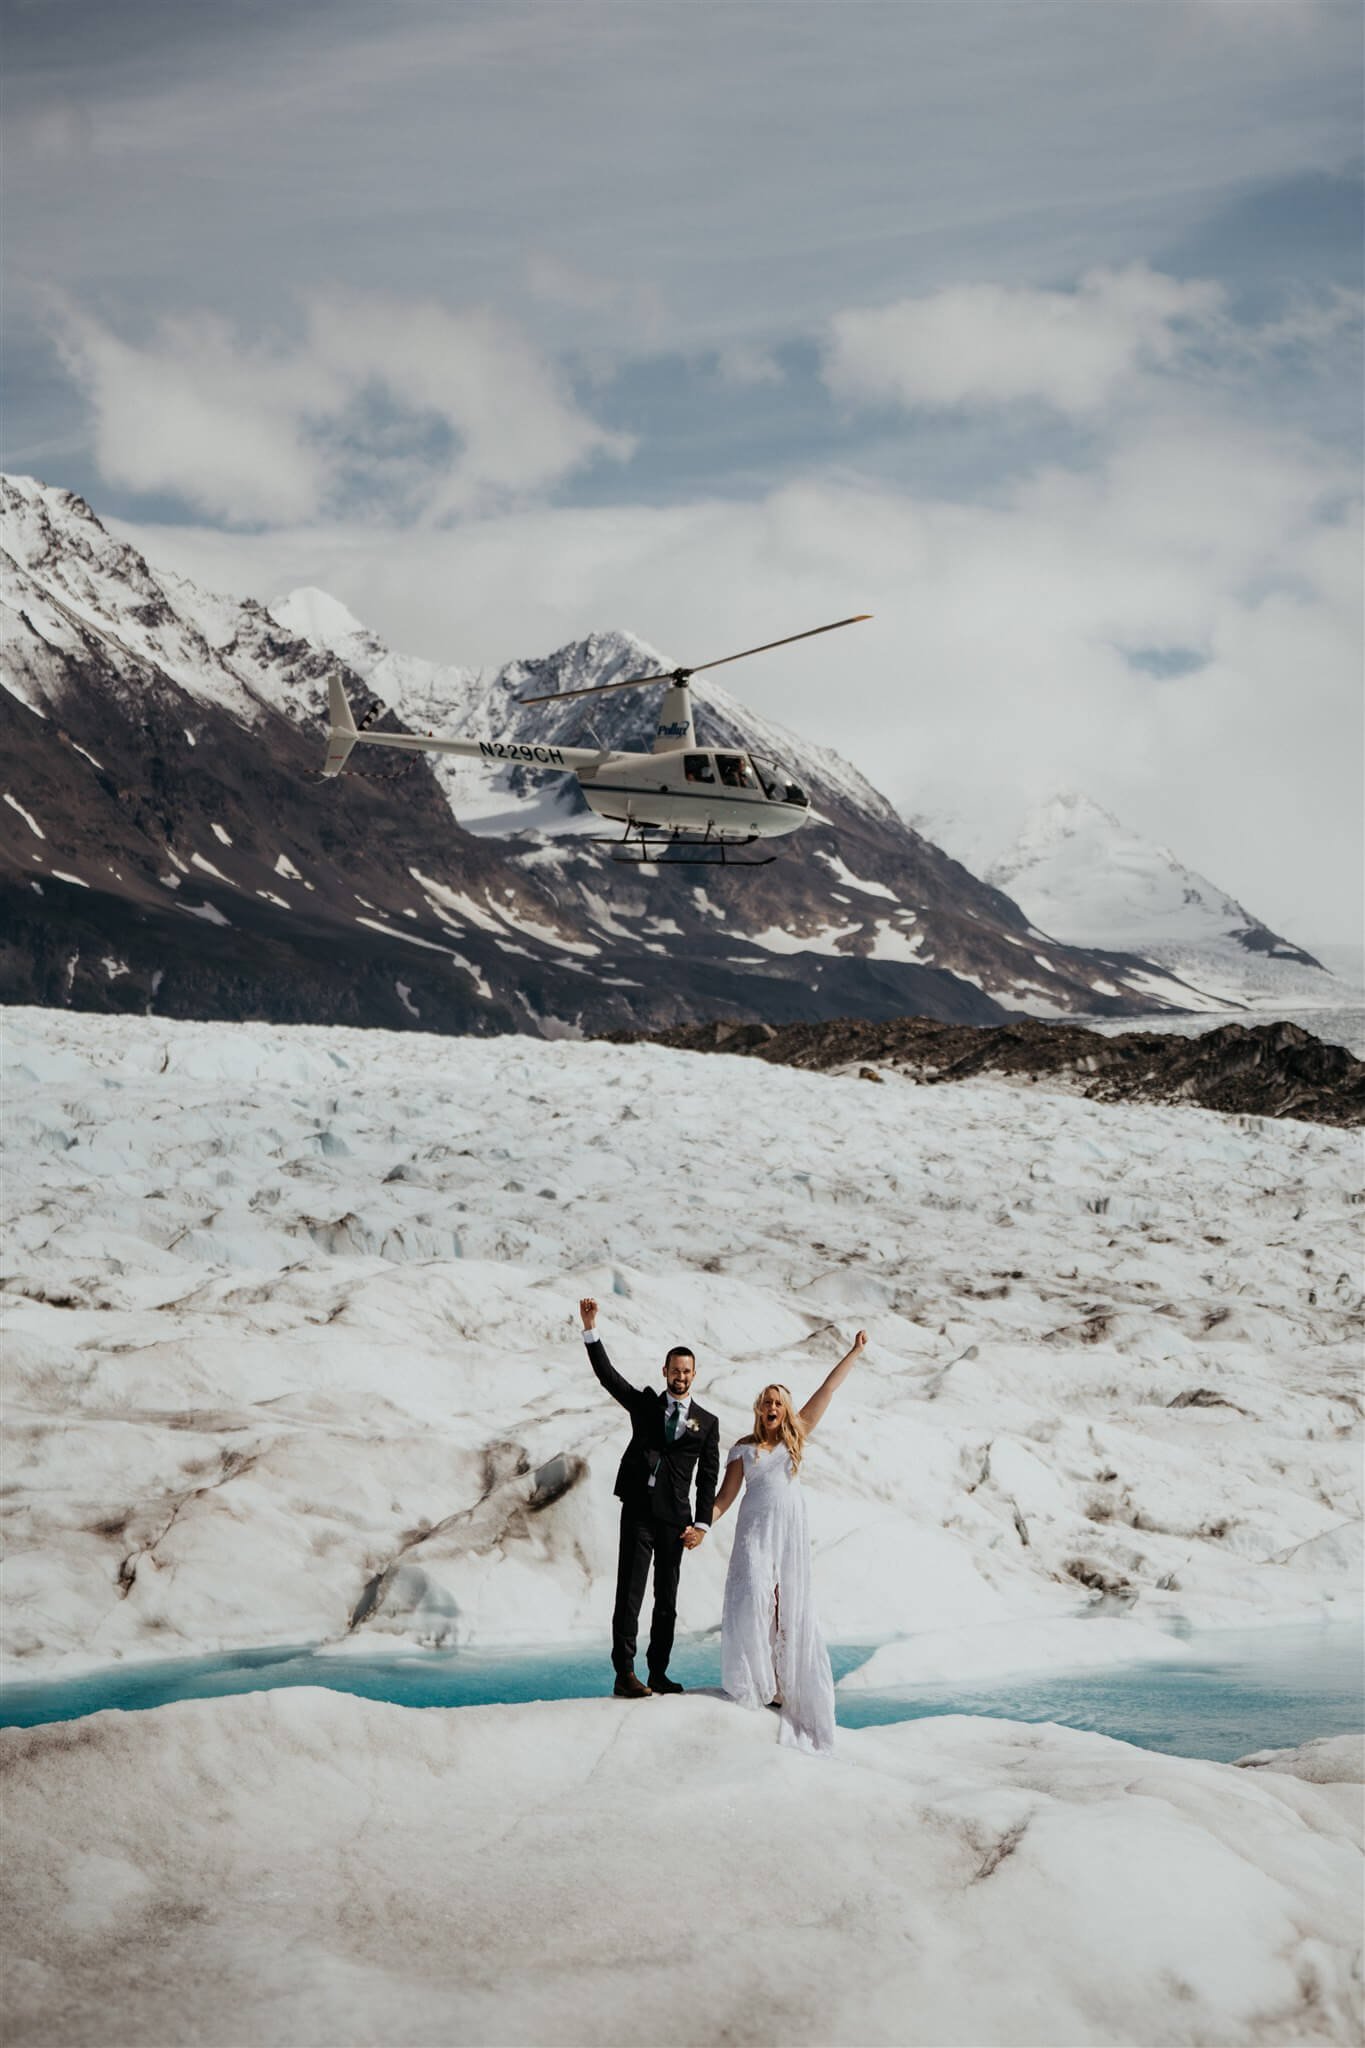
[579,1297,598,1333]
[681,1525,707,1550]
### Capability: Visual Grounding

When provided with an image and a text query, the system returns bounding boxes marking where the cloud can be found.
[1237,284,1363,363]
[525,253,620,313]
[313,295,632,516]
[824,266,1226,419]
[49,293,632,526]
[524,255,668,350]
[52,305,330,525]
[713,344,785,390]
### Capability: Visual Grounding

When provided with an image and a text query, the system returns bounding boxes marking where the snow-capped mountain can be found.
[984,793,1313,955]
[961,793,1344,1011]
[1,473,1212,1035]
[910,791,1346,1016]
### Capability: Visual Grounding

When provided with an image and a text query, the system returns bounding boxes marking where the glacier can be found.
[3,1006,1359,1678]
[2,1005,1362,2047]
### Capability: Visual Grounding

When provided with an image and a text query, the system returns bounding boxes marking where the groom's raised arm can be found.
[579,1296,642,1411]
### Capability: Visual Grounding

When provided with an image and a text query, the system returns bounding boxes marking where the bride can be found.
[709,1330,867,1755]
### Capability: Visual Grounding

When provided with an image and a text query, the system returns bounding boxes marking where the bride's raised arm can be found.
[798,1331,868,1434]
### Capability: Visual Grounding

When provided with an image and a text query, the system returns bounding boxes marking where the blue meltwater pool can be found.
[2,1622,1360,1763]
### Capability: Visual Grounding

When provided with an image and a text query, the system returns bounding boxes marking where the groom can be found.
[579,1297,720,1699]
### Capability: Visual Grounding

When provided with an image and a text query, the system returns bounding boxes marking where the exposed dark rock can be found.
[1064,1559,1136,1601]
[606,1016,1364,1126]
[528,1454,587,1509]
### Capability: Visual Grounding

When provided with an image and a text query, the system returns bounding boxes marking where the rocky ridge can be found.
[608,1016,1365,1126]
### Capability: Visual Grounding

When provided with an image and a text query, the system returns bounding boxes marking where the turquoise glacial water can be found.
[2,1623,1360,1764]
[835,1622,1364,1761]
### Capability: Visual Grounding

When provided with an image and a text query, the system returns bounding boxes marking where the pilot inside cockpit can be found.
[716,753,755,789]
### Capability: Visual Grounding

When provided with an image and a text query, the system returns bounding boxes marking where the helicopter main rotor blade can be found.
[518,671,678,705]
[517,613,871,705]
[686,613,872,677]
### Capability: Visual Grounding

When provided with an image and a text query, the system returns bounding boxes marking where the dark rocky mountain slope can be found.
[2,474,1215,1037]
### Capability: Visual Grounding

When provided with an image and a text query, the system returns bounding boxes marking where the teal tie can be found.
[666,1401,681,1441]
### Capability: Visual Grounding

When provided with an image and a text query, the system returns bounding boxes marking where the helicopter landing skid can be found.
[585,823,776,867]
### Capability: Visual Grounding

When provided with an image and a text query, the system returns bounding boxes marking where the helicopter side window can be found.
[684,753,715,784]
[716,753,754,789]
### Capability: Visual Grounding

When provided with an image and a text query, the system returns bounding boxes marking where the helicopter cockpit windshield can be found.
[753,756,809,807]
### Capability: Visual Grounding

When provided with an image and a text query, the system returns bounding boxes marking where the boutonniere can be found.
[685,1416,700,1434]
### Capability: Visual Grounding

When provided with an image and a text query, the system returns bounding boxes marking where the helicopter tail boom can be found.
[322,682,606,775]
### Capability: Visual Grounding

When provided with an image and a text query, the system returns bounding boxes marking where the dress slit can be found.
[720,1443,835,1755]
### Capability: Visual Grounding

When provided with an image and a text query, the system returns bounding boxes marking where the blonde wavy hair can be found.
[751,1383,806,1472]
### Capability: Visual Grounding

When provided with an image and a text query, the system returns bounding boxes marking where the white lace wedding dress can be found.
[720,1442,836,1756]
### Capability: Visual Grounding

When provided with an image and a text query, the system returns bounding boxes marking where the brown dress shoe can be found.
[613,1673,653,1699]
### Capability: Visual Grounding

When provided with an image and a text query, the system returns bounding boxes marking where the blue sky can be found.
[3,1,1361,939]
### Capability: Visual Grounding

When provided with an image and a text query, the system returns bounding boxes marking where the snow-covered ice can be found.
[1236,1731,1364,1789]
[838,1614,1189,1689]
[2,1688,1360,2047]
[3,1007,1362,2048]
[2,1007,1360,1683]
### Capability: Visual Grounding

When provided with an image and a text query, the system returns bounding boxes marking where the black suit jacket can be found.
[587,1336,720,1529]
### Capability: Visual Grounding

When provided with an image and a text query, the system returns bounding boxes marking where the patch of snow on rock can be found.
[748,922,862,955]
[816,849,898,899]
[4,794,45,839]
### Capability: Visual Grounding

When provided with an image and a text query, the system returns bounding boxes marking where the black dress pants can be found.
[612,1508,685,1678]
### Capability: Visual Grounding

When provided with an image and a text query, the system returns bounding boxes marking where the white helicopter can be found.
[323,614,870,865]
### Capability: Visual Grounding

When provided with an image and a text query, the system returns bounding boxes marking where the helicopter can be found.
[323,614,870,865]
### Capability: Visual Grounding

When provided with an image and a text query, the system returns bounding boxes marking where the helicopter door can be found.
[683,753,715,783]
